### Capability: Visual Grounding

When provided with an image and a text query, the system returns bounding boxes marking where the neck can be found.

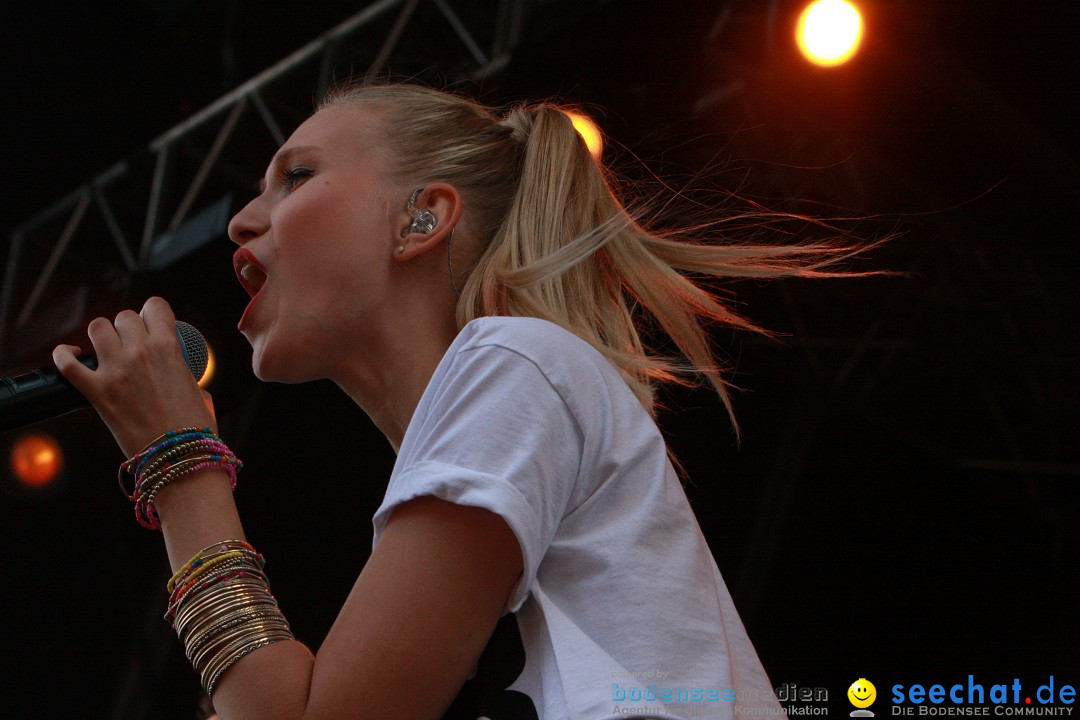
[332,313,459,453]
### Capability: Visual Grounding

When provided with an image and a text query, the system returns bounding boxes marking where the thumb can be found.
[52,344,94,387]
[200,389,218,429]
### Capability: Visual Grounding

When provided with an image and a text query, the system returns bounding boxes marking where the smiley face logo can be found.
[848,678,877,708]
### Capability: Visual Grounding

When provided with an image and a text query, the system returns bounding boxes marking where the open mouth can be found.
[233,249,267,298]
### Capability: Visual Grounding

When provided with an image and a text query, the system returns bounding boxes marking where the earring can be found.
[395,245,406,254]
[402,187,437,237]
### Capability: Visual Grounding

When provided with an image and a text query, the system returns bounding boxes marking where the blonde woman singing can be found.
[55,83,853,720]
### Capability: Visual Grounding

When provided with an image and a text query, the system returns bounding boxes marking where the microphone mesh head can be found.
[174,321,209,381]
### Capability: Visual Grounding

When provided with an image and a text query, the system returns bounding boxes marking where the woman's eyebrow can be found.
[258,145,322,192]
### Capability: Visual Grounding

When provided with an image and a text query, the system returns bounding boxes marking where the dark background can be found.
[1,1,1076,717]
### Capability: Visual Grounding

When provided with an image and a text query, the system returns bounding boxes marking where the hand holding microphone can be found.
[34,297,217,457]
[0,319,208,434]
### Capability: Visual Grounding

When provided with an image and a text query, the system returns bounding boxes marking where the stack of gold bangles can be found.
[166,540,295,696]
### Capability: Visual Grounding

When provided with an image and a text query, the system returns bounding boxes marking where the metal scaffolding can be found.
[0,0,532,364]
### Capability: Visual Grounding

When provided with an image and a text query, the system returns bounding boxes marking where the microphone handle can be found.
[0,356,98,433]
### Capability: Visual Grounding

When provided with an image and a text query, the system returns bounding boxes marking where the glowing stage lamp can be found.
[565,110,604,160]
[197,344,217,388]
[797,0,864,67]
[10,433,64,488]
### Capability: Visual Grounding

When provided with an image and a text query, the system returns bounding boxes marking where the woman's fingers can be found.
[51,343,93,388]
[140,298,188,374]
[99,298,177,358]
[86,315,123,363]
[112,308,147,348]
[51,298,217,457]
[140,296,177,336]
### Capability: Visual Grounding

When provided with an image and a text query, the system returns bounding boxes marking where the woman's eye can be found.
[280,167,313,189]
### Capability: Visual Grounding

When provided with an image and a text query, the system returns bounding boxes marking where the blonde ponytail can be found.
[320,83,873,438]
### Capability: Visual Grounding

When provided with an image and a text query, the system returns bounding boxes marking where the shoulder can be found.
[413,317,602,427]
[439,316,645,430]
[450,316,609,377]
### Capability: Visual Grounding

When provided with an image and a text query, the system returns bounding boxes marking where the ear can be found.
[393,183,463,262]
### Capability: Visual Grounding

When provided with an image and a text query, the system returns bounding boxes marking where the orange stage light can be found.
[198,344,217,388]
[797,0,864,67]
[565,110,604,160]
[11,433,64,488]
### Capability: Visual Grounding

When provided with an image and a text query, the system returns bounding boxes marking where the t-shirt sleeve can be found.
[371,340,584,613]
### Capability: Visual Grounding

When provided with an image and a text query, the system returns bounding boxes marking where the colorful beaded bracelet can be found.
[118,428,243,530]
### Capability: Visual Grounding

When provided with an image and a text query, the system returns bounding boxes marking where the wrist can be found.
[119,427,241,531]
[154,468,247,572]
[154,466,236,515]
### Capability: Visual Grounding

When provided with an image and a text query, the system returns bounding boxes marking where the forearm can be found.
[155,467,246,571]
[52,303,318,718]
[155,468,315,720]
[202,640,314,720]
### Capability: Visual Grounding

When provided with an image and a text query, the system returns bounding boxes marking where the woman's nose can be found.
[227,196,268,245]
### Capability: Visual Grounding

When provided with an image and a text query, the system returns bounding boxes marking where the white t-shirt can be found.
[372,317,784,720]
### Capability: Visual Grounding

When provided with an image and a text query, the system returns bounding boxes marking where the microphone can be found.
[0,321,208,434]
